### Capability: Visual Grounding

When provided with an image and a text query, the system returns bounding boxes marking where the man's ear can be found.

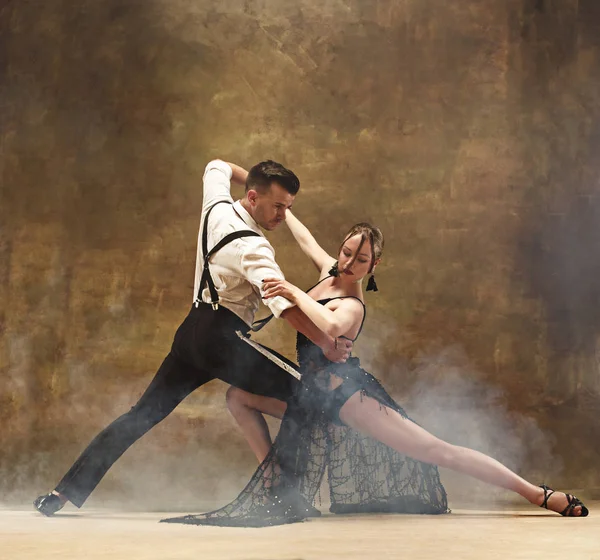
[372,258,381,272]
[246,189,258,206]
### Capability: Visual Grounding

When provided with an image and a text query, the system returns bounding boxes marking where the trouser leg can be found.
[56,352,212,507]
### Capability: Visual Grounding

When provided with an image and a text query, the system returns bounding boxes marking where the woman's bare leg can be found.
[339,393,584,516]
[226,387,287,463]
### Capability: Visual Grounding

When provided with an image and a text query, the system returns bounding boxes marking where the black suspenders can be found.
[195,201,260,310]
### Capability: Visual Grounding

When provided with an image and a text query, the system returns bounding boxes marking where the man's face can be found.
[248,182,295,231]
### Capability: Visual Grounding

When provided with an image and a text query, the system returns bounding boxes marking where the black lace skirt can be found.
[161,358,449,527]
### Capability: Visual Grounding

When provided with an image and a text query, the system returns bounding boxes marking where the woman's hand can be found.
[262,278,300,302]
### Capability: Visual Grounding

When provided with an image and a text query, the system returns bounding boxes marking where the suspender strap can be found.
[199,229,260,308]
[201,201,229,262]
[196,201,260,310]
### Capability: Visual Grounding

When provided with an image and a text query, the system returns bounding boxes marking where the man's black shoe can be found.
[34,493,64,516]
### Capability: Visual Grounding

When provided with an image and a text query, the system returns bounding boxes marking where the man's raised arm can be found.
[225,161,249,186]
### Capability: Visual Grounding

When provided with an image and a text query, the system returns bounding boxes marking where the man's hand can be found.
[323,337,353,363]
[262,278,299,302]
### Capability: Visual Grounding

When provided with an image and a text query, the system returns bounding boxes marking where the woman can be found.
[162,212,588,526]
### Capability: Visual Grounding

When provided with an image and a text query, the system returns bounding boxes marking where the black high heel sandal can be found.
[539,484,589,517]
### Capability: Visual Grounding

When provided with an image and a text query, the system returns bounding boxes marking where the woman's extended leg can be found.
[226,387,287,463]
[339,393,585,516]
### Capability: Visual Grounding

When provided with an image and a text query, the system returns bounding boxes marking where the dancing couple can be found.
[35,159,588,523]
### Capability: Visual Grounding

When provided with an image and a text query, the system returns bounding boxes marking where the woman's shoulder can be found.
[322,294,365,308]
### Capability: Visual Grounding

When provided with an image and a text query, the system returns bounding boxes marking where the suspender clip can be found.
[211,302,219,311]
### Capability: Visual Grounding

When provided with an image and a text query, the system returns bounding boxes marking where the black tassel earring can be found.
[329,261,339,277]
[366,273,378,292]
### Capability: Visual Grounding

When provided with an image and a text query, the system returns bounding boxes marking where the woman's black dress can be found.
[162,297,449,527]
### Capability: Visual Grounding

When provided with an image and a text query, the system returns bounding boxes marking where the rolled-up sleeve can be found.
[203,160,234,209]
[240,242,295,318]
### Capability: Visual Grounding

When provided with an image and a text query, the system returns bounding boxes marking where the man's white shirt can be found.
[193,160,294,326]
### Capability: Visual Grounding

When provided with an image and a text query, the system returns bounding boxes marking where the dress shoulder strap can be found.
[305,274,334,295]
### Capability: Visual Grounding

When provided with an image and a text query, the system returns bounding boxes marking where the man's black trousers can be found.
[55,303,297,507]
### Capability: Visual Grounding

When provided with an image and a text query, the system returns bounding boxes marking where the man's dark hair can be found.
[246,160,300,195]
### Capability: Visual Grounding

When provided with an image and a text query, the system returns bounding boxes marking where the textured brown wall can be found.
[1,0,600,508]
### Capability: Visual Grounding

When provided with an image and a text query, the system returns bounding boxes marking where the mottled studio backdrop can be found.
[1,0,599,509]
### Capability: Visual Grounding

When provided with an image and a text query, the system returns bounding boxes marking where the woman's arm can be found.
[263,278,363,339]
[285,210,336,274]
[280,306,352,363]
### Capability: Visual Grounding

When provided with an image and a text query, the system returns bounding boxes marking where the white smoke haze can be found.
[400,344,562,508]
[354,308,563,510]
[1,368,256,512]
[99,384,260,513]
[0,287,278,513]
[0,301,563,515]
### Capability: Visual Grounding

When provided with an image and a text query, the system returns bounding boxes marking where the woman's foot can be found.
[535,485,589,517]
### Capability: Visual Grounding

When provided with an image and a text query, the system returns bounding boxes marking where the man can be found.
[34,159,351,516]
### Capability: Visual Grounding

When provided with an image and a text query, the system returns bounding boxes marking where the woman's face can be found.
[337,233,376,281]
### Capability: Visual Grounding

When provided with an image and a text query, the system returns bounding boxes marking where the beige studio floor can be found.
[1,502,598,560]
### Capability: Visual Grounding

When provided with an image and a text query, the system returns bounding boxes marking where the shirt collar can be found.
[233,200,264,237]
